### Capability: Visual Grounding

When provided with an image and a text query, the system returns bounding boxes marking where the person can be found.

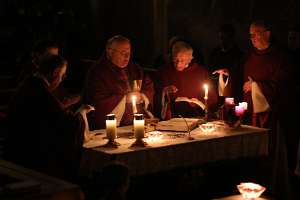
[82,35,154,130]
[17,39,60,83]
[4,54,94,182]
[242,20,292,128]
[155,41,218,120]
[209,23,244,103]
[17,39,81,109]
[154,36,205,68]
[242,21,297,194]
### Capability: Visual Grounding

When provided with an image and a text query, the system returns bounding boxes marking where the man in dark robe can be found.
[156,41,218,119]
[242,21,291,128]
[209,23,244,103]
[5,55,94,182]
[83,35,154,129]
[242,22,298,188]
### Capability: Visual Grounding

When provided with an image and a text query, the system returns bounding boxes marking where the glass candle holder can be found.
[104,114,120,148]
[131,114,148,147]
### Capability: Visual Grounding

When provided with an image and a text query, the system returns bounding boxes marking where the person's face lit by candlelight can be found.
[107,36,131,68]
[171,41,193,71]
[249,23,271,50]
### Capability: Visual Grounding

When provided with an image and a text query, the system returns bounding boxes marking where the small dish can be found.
[237,182,266,199]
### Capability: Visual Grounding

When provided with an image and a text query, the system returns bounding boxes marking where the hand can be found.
[212,68,229,76]
[126,92,143,103]
[77,104,95,115]
[243,81,252,93]
[163,85,178,94]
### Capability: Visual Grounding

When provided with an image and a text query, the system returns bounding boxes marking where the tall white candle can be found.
[106,114,117,141]
[132,95,137,113]
[134,114,144,139]
[204,84,208,100]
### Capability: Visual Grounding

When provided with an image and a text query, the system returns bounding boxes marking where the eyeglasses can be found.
[109,48,131,57]
[249,30,268,38]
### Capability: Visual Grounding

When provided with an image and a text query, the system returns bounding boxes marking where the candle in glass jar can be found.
[134,114,144,139]
[239,102,248,111]
[204,84,208,100]
[106,114,117,140]
[225,97,234,105]
[235,105,245,117]
[132,95,137,113]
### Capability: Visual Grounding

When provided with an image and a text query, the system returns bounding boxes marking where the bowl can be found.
[237,182,266,199]
[199,123,215,134]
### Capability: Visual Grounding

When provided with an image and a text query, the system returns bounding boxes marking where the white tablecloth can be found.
[81,123,269,176]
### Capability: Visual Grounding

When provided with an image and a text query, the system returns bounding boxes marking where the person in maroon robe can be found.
[242,21,292,128]
[83,35,154,129]
[242,21,299,181]
[155,41,218,120]
[5,55,94,182]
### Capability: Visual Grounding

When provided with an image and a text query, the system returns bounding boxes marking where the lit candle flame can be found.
[203,84,208,100]
[132,95,137,113]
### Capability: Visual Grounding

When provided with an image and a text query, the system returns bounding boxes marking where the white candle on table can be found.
[132,95,137,113]
[204,84,208,100]
[134,114,144,139]
[106,114,117,140]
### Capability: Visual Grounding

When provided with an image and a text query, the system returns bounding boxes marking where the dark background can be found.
[0,0,299,76]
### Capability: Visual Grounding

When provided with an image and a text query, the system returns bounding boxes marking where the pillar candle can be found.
[239,102,248,111]
[106,114,117,140]
[235,105,245,117]
[134,114,144,139]
[225,97,234,105]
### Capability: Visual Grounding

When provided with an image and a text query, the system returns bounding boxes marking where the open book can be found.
[175,97,206,110]
[156,118,204,132]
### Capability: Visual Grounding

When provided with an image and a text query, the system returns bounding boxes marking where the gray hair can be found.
[105,35,130,51]
[171,41,193,57]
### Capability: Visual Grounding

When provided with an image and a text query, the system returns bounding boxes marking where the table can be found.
[81,122,269,176]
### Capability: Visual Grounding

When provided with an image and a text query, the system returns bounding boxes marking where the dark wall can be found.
[1,0,300,73]
[168,0,300,65]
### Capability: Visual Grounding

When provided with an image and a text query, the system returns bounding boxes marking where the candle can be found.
[134,114,144,139]
[132,95,137,113]
[204,84,208,100]
[225,97,234,105]
[106,114,117,141]
[239,102,248,111]
[235,105,245,117]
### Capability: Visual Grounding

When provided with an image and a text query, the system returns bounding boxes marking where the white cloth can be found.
[80,111,95,142]
[250,78,270,113]
[218,73,229,96]
[111,93,153,126]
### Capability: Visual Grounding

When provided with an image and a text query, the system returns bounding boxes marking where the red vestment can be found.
[156,62,218,119]
[83,56,154,129]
